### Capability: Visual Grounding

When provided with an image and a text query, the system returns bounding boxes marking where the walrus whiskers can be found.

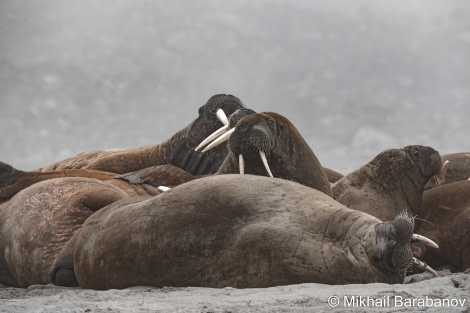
[411,233,439,249]
[239,154,245,174]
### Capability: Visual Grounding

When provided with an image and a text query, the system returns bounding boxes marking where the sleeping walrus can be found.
[51,174,437,290]
[332,145,445,221]
[38,94,245,175]
[0,176,155,287]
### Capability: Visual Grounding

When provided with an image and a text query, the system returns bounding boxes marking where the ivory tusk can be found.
[158,186,171,192]
[201,128,235,153]
[195,124,229,151]
[239,154,245,175]
[434,160,449,186]
[259,151,274,178]
[216,108,229,125]
[411,234,439,249]
[412,257,438,276]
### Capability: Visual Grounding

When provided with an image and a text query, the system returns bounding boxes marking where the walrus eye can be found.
[412,150,420,161]
[267,118,276,128]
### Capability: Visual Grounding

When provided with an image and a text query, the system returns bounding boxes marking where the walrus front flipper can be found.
[51,236,79,287]
[50,253,78,287]
[169,138,224,175]
[116,165,197,188]
[0,162,28,202]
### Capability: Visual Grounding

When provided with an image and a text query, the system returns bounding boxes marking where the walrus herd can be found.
[0,94,468,290]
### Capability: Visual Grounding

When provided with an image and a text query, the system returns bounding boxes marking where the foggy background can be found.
[1,0,469,174]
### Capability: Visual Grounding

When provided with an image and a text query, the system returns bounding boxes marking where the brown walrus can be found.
[416,180,470,271]
[425,152,470,190]
[0,161,164,204]
[332,145,444,221]
[209,112,332,196]
[118,112,333,195]
[0,176,155,287]
[51,174,437,290]
[38,94,245,175]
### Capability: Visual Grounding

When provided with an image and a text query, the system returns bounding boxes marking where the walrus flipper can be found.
[115,171,145,184]
[50,252,78,287]
[116,165,196,188]
[169,138,224,175]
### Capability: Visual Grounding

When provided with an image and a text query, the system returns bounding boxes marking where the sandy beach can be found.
[1,269,468,313]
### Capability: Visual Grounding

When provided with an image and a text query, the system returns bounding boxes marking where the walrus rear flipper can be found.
[116,171,145,184]
[116,165,197,188]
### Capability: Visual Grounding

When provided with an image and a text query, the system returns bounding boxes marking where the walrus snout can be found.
[374,212,438,278]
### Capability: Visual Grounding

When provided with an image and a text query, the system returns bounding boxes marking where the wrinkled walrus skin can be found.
[52,174,417,290]
[216,112,332,196]
[332,145,442,221]
[0,177,152,287]
[38,94,245,175]
[417,180,470,271]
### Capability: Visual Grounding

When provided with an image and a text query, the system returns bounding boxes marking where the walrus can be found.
[118,111,333,195]
[425,152,470,190]
[38,94,245,175]
[51,174,438,290]
[0,176,154,287]
[0,161,166,204]
[416,180,470,271]
[332,145,445,221]
[203,112,332,196]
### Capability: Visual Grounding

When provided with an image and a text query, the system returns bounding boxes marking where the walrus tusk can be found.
[158,186,171,192]
[216,108,229,126]
[411,234,439,249]
[412,257,438,276]
[201,128,235,153]
[239,154,245,175]
[259,151,274,178]
[434,160,449,186]
[195,124,229,151]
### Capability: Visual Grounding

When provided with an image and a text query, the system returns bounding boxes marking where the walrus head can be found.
[346,145,445,219]
[395,145,444,216]
[367,212,438,280]
[169,94,245,175]
[199,112,332,195]
[227,112,279,177]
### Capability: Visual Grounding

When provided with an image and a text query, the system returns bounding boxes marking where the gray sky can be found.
[1,0,469,172]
